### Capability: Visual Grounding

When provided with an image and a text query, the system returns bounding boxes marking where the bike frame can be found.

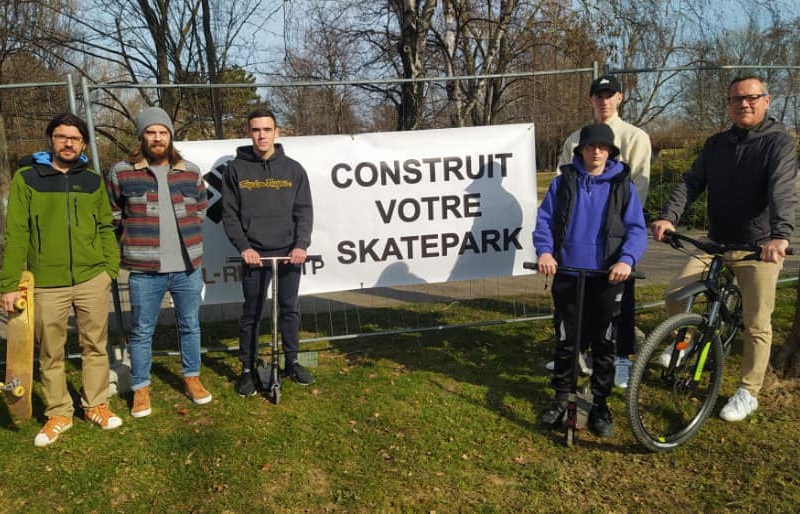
[625,230,789,452]
[659,232,752,376]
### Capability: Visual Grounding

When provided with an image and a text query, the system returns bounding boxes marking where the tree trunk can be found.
[771,267,800,378]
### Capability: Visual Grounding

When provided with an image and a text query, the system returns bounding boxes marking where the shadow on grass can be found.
[326,296,558,435]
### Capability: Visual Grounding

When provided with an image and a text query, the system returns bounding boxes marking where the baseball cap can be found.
[589,75,622,96]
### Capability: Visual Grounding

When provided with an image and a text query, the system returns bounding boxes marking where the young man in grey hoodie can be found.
[221,108,315,397]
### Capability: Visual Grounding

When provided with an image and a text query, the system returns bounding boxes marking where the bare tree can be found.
[34,0,274,152]
[432,0,568,127]
[572,0,720,128]
[0,0,73,256]
[271,0,367,135]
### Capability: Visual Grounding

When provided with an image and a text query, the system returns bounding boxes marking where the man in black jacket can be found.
[222,108,315,396]
[652,75,797,422]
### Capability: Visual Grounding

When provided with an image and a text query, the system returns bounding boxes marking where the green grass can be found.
[2,282,800,513]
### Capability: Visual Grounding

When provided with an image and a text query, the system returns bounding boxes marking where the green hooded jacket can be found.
[0,152,119,292]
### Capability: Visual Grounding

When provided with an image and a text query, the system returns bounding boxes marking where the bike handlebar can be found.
[522,261,646,280]
[226,255,323,264]
[662,230,795,257]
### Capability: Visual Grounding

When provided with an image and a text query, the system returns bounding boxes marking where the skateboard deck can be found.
[3,271,34,419]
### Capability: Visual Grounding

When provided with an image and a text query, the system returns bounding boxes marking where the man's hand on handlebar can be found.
[287,247,308,265]
[240,248,262,266]
[536,252,558,276]
[761,238,789,264]
[240,248,309,266]
[651,219,675,242]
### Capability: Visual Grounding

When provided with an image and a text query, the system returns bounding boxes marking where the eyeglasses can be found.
[52,134,84,144]
[727,93,768,106]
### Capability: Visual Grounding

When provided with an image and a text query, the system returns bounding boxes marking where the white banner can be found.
[175,123,538,304]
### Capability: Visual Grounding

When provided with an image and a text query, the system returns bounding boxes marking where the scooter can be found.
[524,262,644,446]
[229,254,321,404]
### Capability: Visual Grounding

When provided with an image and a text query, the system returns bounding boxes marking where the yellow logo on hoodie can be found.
[239,178,292,191]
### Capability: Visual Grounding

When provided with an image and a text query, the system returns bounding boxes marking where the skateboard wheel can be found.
[11,385,25,397]
[13,298,26,310]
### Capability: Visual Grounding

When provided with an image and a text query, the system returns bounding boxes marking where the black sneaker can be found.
[287,361,315,385]
[237,370,258,397]
[540,395,568,428]
[588,404,614,438]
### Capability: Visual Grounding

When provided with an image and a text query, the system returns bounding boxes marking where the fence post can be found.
[67,75,77,115]
[80,77,103,175]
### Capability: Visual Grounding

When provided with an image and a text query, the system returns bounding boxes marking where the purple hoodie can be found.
[533,156,647,270]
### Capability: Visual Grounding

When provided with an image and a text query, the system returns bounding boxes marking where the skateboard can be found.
[2,271,35,419]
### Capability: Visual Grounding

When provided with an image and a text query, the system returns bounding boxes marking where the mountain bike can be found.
[625,231,789,452]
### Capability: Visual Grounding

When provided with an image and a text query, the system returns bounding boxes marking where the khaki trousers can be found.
[35,271,112,418]
[665,251,781,397]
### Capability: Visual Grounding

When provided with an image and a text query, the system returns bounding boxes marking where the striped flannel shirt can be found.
[107,158,207,272]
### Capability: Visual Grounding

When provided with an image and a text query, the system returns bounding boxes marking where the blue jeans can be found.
[128,268,204,390]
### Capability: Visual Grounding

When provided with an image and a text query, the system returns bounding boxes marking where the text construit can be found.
[331,153,513,188]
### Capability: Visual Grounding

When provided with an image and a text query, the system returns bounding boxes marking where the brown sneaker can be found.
[86,404,123,430]
[184,376,212,405]
[34,416,73,447]
[131,386,152,418]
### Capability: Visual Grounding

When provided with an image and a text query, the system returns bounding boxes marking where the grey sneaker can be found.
[287,361,315,385]
[614,357,632,389]
[540,394,568,428]
[237,370,258,397]
[588,404,614,438]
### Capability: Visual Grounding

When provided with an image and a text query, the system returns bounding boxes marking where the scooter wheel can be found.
[271,384,281,405]
[566,427,575,447]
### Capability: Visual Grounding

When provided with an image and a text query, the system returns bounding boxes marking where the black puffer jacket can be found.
[658,118,797,244]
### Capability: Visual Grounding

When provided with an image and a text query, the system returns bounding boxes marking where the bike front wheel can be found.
[626,313,724,452]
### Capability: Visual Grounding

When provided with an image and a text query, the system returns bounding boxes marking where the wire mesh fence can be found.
[2,63,799,350]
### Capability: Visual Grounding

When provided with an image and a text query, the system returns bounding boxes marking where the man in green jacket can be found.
[0,112,122,447]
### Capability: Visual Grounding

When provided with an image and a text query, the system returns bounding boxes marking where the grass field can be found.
[2,282,800,513]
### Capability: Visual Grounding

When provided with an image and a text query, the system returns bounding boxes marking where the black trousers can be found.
[562,276,635,357]
[238,261,302,369]
[616,278,637,357]
[550,274,624,399]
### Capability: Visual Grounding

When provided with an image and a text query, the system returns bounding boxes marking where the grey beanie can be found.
[136,107,174,137]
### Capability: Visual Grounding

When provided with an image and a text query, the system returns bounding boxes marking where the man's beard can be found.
[145,142,170,161]
[54,149,81,167]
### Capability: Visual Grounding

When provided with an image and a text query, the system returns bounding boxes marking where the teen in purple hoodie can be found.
[533,123,647,437]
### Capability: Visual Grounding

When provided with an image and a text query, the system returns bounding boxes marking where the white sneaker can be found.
[634,327,647,352]
[580,352,593,375]
[544,352,592,375]
[614,357,632,389]
[720,388,758,422]
[658,339,694,368]
[658,345,682,367]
